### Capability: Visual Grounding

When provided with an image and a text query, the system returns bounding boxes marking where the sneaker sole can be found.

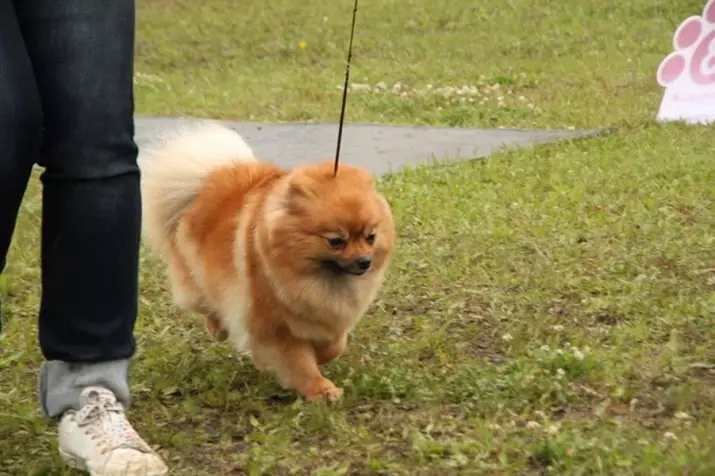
[59,448,168,476]
[59,448,87,472]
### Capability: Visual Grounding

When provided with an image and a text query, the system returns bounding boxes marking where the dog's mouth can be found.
[320,259,370,276]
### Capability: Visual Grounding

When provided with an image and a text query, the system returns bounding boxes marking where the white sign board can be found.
[656,0,715,124]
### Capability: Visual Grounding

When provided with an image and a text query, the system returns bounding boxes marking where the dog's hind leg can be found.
[167,251,203,312]
[166,252,229,341]
[203,312,228,341]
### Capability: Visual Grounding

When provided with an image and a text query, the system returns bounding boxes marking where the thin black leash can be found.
[333,0,359,177]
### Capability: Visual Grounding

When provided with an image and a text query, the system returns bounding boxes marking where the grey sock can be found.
[38,359,131,419]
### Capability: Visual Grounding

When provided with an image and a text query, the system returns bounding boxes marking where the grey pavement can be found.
[135,116,604,175]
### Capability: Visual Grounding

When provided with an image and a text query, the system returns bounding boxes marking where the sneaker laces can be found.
[73,389,151,455]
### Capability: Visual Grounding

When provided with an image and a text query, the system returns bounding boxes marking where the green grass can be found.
[2,0,715,474]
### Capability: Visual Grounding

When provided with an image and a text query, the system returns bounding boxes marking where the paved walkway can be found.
[135,116,601,175]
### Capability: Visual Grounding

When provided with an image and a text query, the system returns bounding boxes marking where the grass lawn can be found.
[2,0,715,474]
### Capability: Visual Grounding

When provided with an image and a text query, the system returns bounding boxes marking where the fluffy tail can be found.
[139,122,257,257]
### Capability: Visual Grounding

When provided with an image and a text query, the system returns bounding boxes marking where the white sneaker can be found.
[58,386,169,476]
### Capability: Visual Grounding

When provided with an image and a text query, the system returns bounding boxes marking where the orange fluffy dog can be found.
[139,123,395,401]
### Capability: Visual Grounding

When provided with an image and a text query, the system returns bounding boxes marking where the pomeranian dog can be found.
[139,123,396,401]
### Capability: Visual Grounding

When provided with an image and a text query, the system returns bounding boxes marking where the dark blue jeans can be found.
[0,0,140,363]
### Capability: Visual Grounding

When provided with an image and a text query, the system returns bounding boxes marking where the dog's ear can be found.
[287,174,318,200]
[274,174,318,216]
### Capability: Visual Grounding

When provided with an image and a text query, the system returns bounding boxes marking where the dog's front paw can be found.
[303,379,344,402]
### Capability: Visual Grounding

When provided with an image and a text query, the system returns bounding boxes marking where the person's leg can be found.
[0,1,44,334]
[15,0,139,415]
[14,0,167,474]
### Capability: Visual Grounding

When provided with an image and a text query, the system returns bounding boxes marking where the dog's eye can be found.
[365,233,376,245]
[328,237,347,249]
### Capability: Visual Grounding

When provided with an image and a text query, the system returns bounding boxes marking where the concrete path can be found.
[135,116,601,175]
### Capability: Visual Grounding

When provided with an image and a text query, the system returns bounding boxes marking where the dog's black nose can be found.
[354,256,372,271]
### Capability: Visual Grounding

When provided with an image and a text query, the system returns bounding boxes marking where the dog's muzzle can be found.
[321,256,372,276]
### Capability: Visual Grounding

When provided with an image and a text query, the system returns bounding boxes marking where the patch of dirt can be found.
[592,312,625,325]
[470,340,506,365]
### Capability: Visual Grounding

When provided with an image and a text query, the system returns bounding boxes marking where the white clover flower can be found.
[546,424,560,435]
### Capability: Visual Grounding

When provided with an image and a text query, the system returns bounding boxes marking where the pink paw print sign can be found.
[656,0,715,123]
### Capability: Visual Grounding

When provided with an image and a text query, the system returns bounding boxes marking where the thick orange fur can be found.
[139,123,396,401]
